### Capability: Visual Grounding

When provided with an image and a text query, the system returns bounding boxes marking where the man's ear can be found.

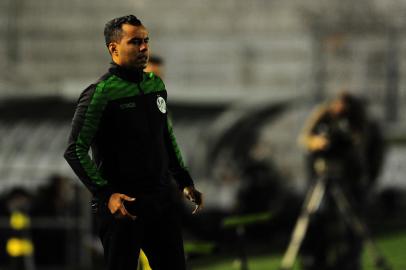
[108,43,118,56]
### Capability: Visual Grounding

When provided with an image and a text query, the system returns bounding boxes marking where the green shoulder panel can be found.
[103,75,140,101]
[141,72,166,94]
[102,73,165,100]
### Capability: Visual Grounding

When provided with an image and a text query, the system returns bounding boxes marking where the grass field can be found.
[191,230,406,270]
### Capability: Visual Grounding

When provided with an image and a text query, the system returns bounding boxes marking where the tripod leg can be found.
[330,184,392,270]
[280,177,327,270]
[236,226,249,270]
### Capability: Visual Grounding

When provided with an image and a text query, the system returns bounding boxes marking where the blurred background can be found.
[0,0,405,269]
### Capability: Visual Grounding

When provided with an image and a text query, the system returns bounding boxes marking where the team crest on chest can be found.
[156,96,166,113]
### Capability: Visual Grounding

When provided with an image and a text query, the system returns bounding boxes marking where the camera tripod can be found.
[280,159,392,270]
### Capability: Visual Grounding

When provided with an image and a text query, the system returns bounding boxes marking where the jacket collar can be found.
[108,62,144,83]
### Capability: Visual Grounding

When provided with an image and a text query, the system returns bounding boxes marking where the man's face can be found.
[109,24,149,70]
[330,98,347,116]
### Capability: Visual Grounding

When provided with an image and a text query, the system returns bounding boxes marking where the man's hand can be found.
[108,193,136,220]
[183,186,203,214]
[308,135,329,151]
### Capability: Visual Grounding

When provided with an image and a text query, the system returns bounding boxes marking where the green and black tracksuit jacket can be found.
[64,63,194,204]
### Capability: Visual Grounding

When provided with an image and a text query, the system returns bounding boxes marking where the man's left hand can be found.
[183,186,203,214]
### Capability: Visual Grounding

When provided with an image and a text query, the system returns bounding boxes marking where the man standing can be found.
[64,15,203,270]
[297,92,384,270]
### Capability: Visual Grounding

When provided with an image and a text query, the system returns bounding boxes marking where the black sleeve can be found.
[164,116,194,190]
[63,84,113,201]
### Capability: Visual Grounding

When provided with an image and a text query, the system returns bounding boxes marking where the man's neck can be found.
[110,62,143,83]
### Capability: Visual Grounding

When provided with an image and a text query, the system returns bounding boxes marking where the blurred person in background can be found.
[0,188,32,215]
[32,174,76,217]
[31,174,77,266]
[0,188,32,268]
[297,92,385,270]
[237,142,282,215]
[64,14,203,270]
[144,54,165,78]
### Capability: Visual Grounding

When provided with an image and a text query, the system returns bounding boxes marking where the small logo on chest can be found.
[157,96,167,113]
[120,102,136,110]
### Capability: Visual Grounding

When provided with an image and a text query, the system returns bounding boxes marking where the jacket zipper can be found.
[137,81,153,141]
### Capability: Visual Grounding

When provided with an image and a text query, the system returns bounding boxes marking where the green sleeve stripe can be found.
[75,81,109,186]
[167,117,187,169]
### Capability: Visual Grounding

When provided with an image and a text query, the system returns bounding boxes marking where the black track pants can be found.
[95,196,186,270]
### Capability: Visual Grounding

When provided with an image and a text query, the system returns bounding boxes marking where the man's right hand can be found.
[308,135,329,151]
[108,193,136,220]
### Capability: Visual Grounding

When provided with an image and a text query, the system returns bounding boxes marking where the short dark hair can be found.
[335,92,367,129]
[104,15,142,47]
